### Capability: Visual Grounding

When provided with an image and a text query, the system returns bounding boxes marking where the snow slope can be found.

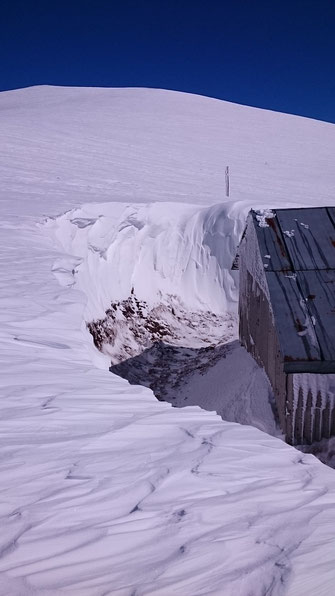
[2,85,335,216]
[1,85,335,595]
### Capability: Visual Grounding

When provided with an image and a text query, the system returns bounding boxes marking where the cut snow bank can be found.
[49,201,244,319]
[49,198,285,321]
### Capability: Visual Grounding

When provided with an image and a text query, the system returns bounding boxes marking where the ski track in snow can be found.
[1,86,335,595]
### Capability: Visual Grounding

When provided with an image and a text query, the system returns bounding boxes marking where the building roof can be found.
[249,207,335,373]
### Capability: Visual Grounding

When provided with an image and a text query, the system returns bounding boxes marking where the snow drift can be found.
[1,85,335,595]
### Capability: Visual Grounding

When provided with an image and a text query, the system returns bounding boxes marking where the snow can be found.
[1,85,335,594]
[255,208,276,228]
[49,200,244,320]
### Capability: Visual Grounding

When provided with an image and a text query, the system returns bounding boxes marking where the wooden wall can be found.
[239,268,288,436]
[238,218,335,445]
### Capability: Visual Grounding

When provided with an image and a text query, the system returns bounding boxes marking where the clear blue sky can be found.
[1,0,335,123]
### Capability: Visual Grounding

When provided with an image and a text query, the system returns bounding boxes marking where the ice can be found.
[1,85,335,595]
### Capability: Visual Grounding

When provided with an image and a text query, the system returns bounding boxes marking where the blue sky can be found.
[1,0,335,123]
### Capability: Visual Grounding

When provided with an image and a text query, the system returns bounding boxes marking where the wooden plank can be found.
[251,211,292,271]
[304,390,314,443]
[322,399,332,439]
[286,375,294,444]
[266,271,321,365]
[276,207,335,270]
[296,270,335,361]
[294,387,304,443]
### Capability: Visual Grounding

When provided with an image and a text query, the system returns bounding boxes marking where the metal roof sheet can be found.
[251,207,335,373]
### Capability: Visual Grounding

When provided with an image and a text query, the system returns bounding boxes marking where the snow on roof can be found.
[250,207,335,373]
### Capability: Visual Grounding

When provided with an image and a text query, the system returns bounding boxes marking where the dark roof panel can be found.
[250,207,335,373]
[276,208,335,270]
[326,206,335,228]
[250,211,292,271]
[266,271,321,366]
[297,270,335,362]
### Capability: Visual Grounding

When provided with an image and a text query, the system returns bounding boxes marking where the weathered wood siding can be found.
[239,268,287,434]
[239,217,288,435]
[286,373,335,444]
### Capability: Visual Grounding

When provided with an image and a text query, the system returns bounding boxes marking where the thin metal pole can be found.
[225,166,230,197]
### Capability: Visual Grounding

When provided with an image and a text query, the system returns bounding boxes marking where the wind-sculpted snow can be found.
[1,85,335,595]
[50,201,244,319]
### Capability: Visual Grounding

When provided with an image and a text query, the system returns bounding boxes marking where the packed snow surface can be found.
[1,85,335,595]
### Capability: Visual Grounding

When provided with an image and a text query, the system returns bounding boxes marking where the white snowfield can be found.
[1,86,335,595]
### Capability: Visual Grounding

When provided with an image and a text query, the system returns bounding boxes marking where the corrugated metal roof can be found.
[251,207,335,373]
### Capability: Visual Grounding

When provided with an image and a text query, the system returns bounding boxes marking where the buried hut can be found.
[235,207,335,444]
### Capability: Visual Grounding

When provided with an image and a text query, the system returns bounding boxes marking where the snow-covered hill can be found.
[1,86,335,595]
[2,85,335,217]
